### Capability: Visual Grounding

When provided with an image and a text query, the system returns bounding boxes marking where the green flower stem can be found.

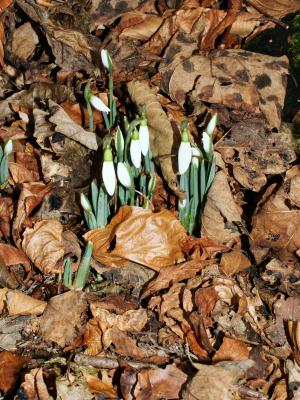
[63,257,73,289]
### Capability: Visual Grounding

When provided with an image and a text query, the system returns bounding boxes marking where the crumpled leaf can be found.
[220,250,251,276]
[83,371,117,399]
[201,171,242,243]
[39,291,88,347]
[48,100,99,150]
[0,350,26,394]
[13,182,51,248]
[0,196,13,237]
[250,166,300,263]
[20,368,53,400]
[212,337,250,362]
[247,0,300,19]
[127,80,183,197]
[0,288,46,316]
[9,151,41,184]
[84,206,187,270]
[11,22,38,60]
[184,360,255,400]
[217,121,296,191]
[133,364,187,400]
[169,50,288,129]
[119,11,163,41]
[22,219,65,274]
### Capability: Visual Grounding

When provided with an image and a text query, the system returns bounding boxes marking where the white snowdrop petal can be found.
[80,193,91,212]
[101,49,110,70]
[202,131,211,154]
[4,139,13,155]
[178,141,192,175]
[102,161,116,196]
[90,95,110,113]
[117,162,131,188]
[206,114,217,135]
[130,139,141,168]
[139,125,149,156]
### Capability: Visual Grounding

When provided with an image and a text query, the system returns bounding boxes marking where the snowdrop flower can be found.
[117,162,131,188]
[202,131,211,154]
[130,129,141,168]
[80,193,92,213]
[4,139,13,156]
[206,113,218,136]
[101,49,112,70]
[191,146,201,168]
[178,128,192,175]
[102,146,116,196]
[88,93,110,113]
[139,115,149,156]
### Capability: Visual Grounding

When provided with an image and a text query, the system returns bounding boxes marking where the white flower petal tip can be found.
[80,193,91,212]
[115,126,124,156]
[202,131,211,153]
[178,198,187,209]
[89,94,110,113]
[130,138,141,169]
[4,139,13,155]
[101,49,112,70]
[191,146,201,168]
[206,113,218,135]
[117,162,131,188]
[102,161,116,196]
[139,124,149,156]
[178,141,192,175]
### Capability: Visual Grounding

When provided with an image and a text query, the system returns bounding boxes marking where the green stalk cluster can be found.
[178,117,217,236]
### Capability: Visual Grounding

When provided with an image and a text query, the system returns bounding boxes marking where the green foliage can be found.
[63,241,93,290]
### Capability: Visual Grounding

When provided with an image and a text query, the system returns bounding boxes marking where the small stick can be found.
[74,354,159,370]
[244,0,288,30]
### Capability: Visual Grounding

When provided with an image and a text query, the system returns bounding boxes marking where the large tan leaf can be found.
[2,289,46,316]
[201,171,242,243]
[84,206,187,271]
[11,22,38,60]
[22,220,65,274]
[39,291,88,347]
[247,0,300,19]
[184,360,254,400]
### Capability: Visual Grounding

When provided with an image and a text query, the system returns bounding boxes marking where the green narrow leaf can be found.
[74,242,93,290]
[0,155,8,185]
[102,111,110,130]
[206,157,216,191]
[200,159,206,205]
[63,257,73,289]
[91,180,99,215]
[97,187,105,227]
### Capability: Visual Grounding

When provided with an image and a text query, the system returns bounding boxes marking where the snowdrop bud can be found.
[101,49,112,70]
[191,146,201,168]
[102,146,116,196]
[88,93,110,113]
[117,162,131,188]
[178,198,187,210]
[80,193,92,212]
[206,113,218,136]
[130,129,141,169]
[147,173,156,195]
[4,139,13,156]
[202,131,211,154]
[139,116,149,156]
[178,128,192,175]
[115,126,124,158]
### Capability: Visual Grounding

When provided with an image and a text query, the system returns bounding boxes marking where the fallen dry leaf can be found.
[201,170,242,243]
[0,350,26,394]
[247,0,300,19]
[184,360,255,400]
[4,289,46,316]
[11,22,39,60]
[22,219,65,274]
[85,205,187,271]
[133,364,187,400]
[20,368,53,400]
[83,371,117,398]
[220,250,251,275]
[39,290,88,347]
[213,337,250,362]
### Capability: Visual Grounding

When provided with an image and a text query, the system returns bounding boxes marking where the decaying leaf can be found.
[220,250,251,275]
[201,171,242,243]
[247,0,300,19]
[20,368,53,400]
[22,219,65,274]
[0,351,26,394]
[84,205,187,270]
[11,22,39,60]
[213,337,250,362]
[168,50,288,129]
[39,291,88,347]
[250,166,300,263]
[184,360,255,400]
[0,288,46,316]
[48,101,100,150]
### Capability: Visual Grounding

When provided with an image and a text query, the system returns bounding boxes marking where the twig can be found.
[244,0,288,30]
[74,354,159,369]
